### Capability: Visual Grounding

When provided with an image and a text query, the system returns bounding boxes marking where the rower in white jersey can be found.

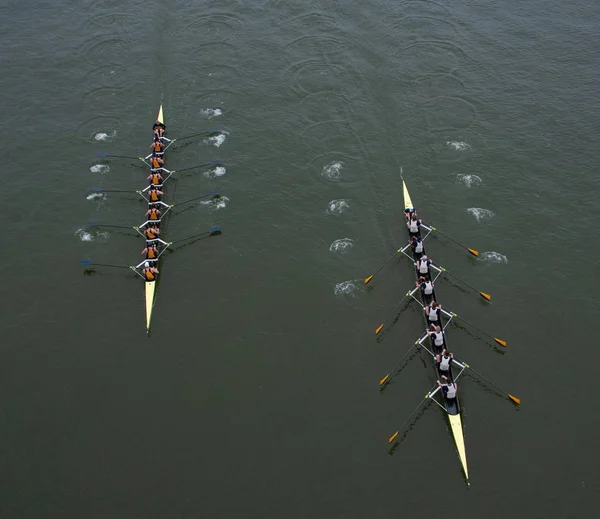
[417,254,432,277]
[416,276,434,297]
[406,212,421,237]
[438,375,457,400]
[427,323,444,348]
[425,301,442,324]
[436,350,454,379]
[409,235,424,255]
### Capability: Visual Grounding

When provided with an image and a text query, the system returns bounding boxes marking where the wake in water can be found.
[329,238,354,254]
[480,252,508,263]
[467,208,494,222]
[86,192,106,202]
[94,130,117,141]
[447,141,470,151]
[321,161,343,182]
[200,108,222,118]
[74,228,108,243]
[334,280,362,297]
[90,164,110,174]
[457,174,482,187]
[201,195,229,212]
[206,131,229,147]
[326,199,350,215]
[203,166,227,179]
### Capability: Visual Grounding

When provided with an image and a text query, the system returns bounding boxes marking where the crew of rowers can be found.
[406,208,458,400]
[141,119,168,282]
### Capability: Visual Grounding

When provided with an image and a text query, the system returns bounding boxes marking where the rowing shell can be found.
[403,178,469,480]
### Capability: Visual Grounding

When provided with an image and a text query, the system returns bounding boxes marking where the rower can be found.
[148,187,163,203]
[436,350,454,379]
[150,155,164,170]
[148,171,163,185]
[142,243,159,260]
[438,376,457,400]
[407,212,421,236]
[142,261,159,281]
[146,205,162,221]
[153,120,165,139]
[427,323,445,349]
[409,235,424,255]
[417,254,432,277]
[150,139,164,155]
[144,225,161,241]
[416,276,434,297]
[425,301,442,325]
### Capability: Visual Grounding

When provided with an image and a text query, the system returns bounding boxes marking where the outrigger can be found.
[81,105,224,334]
[364,173,520,483]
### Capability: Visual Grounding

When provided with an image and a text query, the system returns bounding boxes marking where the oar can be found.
[435,264,491,301]
[87,221,136,230]
[172,161,223,174]
[171,129,219,143]
[97,152,144,161]
[426,225,479,257]
[465,364,520,405]
[388,385,438,443]
[364,248,403,285]
[451,312,507,347]
[90,188,137,194]
[375,288,418,335]
[80,260,133,269]
[174,190,220,207]
[170,226,222,245]
[379,338,421,386]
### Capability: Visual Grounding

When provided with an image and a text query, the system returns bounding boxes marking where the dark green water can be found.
[2,0,599,516]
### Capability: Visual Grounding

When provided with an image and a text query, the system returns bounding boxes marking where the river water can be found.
[1,0,599,516]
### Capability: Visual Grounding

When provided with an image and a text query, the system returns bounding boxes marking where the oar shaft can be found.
[453,313,506,347]
[365,248,403,284]
[375,288,418,334]
[176,192,219,206]
[174,162,222,173]
[175,129,218,142]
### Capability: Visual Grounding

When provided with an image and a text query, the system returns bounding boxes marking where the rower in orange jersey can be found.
[147,171,163,185]
[150,139,164,155]
[146,205,161,221]
[150,155,164,170]
[142,243,159,260]
[142,262,159,281]
[148,187,163,203]
[144,225,161,241]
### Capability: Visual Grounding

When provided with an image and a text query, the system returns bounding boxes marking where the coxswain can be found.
[438,376,457,400]
[142,243,159,260]
[416,276,434,297]
[153,120,165,139]
[409,235,424,255]
[150,155,164,170]
[148,171,163,185]
[146,205,161,221]
[144,226,161,241]
[425,301,442,324]
[148,187,163,203]
[142,262,159,281]
[427,324,445,349]
[436,350,454,379]
[150,139,164,155]
[417,254,431,277]
[407,212,421,236]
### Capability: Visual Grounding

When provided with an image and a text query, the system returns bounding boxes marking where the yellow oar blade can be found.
[468,248,479,257]
[364,275,374,285]
[379,374,389,386]
[375,323,384,335]
[388,431,399,444]
[494,337,507,347]
[508,394,521,405]
[479,292,492,301]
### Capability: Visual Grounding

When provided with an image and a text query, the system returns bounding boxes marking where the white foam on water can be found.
[94,130,117,141]
[200,108,222,118]
[457,174,482,187]
[481,251,508,263]
[326,199,350,215]
[334,280,361,297]
[329,238,354,254]
[466,207,494,222]
[74,228,94,242]
[201,195,229,212]
[203,166,227,179]
[86,192,105,201]
[206,132,229,147]
[90,164,110,174]
[447,141,470,151]
[321,161,343,182]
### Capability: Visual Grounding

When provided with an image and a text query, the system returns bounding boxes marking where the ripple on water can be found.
[467,208,494,222]
[203,166,227,179]
[398,40,466,81]
[83,86,127,110]
[423,96,477,131]
[301,120,362,154]
[334,280,362,298]
[89,164,110,175]
[77,116,122,143]
[321,160,343,182]
[329,238,354,254]
[182,13,244,41]
[201,195,229,212]
[84,64,126,87]
[447,141,471,151]
[326,199,350,215]
[83,12,140,31]
[480,252,508,264]
[77,35,129,67]
[456,174,482,188]
[285,35,344,57]
[285,59,352,96]
[298,91,352,125]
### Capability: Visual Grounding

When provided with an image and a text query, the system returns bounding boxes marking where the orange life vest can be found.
[144,269,155,281]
